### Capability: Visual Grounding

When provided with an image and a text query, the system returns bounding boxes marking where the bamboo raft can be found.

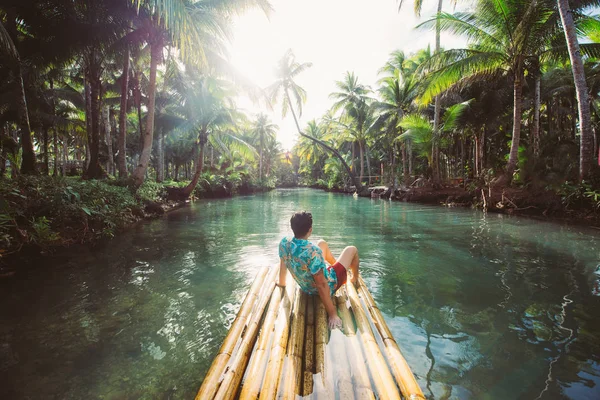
[196,266,425,400]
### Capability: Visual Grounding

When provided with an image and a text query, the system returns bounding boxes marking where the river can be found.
[1,188,599,399]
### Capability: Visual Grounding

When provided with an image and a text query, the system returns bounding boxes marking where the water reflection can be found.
[0,189,599,399]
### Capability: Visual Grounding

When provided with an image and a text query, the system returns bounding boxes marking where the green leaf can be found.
[81,207,92,216]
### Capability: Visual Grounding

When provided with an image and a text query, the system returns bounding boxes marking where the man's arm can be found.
[277,258,287,287]
[314,270,342,329]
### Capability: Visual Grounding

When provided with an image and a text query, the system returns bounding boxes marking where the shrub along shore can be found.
[0,174,274,273]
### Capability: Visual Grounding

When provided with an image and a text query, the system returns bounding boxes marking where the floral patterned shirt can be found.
[279,237,337,296]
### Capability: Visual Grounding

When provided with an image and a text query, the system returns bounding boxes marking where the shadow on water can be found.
[1,188,599,399]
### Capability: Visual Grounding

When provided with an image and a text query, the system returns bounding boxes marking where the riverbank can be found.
[311,183,600,228]
[0,175,273,273]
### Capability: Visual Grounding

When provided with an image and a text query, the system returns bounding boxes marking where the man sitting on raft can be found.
[277,211,360,330]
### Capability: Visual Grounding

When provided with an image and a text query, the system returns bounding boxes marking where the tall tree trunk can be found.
[504,65,524,183]
[408,140,413,177]
[42,126,49,174]
[157,130,164,182]
[182,131,207,197]
[84,75,92,167]
[431,0,443,186]
[104,106,114,175]
[259,135,263,181]
[558,0,594,181]
[52,128,58,176]
[366,144,372,185]
[174,164,179,181]
[131,35,162,188]
[284,89,364,192]
[402,142,409,186]
[0,125,7,178]
[84,63,105,179]
[533,71,541,160]
[6,13,36,175]
[118,47,130,179]
[62,135,67,176]
[359,141,364,183]
[475,133,480,177]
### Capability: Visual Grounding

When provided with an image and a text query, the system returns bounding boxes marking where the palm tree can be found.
[418,0,558,184]
[130,0,272,189]
[329,71,372,113]
[374,67,417,187]
[267,49,366,193]
[250,113,278,181]
[170,76,237,198]
[328,72,375,183]
[396,0,459,185]
[557,0,594,181]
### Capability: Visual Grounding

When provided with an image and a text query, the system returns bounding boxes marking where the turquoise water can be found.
[1,188,600,399]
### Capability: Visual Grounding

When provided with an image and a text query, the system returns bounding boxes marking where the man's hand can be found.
[328,314,342,330]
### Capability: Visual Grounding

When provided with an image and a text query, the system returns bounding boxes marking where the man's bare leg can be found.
[317,239,337,265]
[336,246,360,285]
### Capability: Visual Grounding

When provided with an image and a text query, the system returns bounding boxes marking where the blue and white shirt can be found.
[279,237,337,296]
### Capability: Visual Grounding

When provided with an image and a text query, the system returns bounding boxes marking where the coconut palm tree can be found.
[417,0,559,184]
[169,76,237,198]
[267,49,366,193]
[129,0,272,189]
[250,113,278,181]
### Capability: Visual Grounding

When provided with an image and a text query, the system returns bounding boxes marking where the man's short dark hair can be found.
[290,211,312,238]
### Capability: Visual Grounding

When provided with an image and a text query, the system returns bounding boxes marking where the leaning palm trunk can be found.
[284,90,365,193]
[16,68,36,174]
[131,35,162,188]
[117,48,130,179]
[182,132,207,197]
[5,14,36,175]
[558,0,594,181]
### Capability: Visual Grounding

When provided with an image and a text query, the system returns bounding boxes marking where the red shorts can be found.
[328,262,347,291]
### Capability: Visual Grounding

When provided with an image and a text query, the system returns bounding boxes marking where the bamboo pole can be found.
[358,277,425,400]
[303,295,315,397]
[196,267,270,399]
[280,290,307,400]
[335,291,375,400]
[212,267,279,400]
[328,323,355,400]
[238,277,287,399]
[346,282,402,400]
[314,297,334,399]
[260,282,297,399]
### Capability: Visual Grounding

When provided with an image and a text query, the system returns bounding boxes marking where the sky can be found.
[228,0,471,150]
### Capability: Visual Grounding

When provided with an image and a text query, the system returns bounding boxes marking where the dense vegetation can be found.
[2,0,600,256]
[0,0,297,256]
[286,0,600,211]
